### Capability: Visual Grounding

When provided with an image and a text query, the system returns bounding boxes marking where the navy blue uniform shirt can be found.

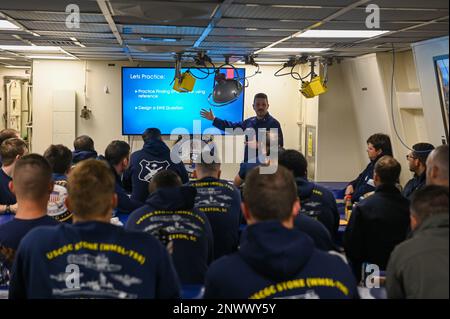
[9,221,180,299]
[190,177,241,260]
[0,169,15,206]
[0,216,59,285]
[72,150,98,165]
[296,177,340,240]
[126,186,214,285]
[403,172,426,200]
[213,113,283,162]
[204,221,357,299]
[125,139,189,203]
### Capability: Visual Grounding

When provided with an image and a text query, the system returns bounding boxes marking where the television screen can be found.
[434,55,449,141]
[122,67,246,135]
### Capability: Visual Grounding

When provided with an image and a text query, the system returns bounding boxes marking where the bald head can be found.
[426,145,449,187]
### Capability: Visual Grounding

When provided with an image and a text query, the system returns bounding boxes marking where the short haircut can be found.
[367,133,393,156]
[0,138,28,166]
[148,170,182,194]
[67,159,115,218]
[432,145,449,181]
[195,150,221,175]
[412,143,435,165]
[105,140,130,166]
[254,93,268,103]
[142,128,161,142]
[0,129,19,146]
[279,149,307,178]
[43,144,73,175]
[243,165,298,222]
[73,135,95,152]
[411,185,448,223]
[374,156,401,185]
[13,154,52,201]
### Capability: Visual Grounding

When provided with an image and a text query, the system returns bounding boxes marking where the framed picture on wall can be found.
[434,55,449,143]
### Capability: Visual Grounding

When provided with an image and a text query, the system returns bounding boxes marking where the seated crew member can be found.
[345,133,393,203]
[0,138,28,215]
[9,159,180,299]
[104,141,143,214]
[386,185,449,299]
[204,166,357,299]
[190,153,241,260]
[126,170,214,286]
[279,149,340,240]
[124,128,189,203]
[403,143,435,199]
[344,156,410,282]
[0,129,19,166]
[43,144,73,223]
[72,135,98,165]
[234,131,280,188]
[200,93,284,162]
[0,154,59,286]
[426,144,449,187]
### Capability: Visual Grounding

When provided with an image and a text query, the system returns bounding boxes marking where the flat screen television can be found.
[434,55,449,142]
[122,67,246,135]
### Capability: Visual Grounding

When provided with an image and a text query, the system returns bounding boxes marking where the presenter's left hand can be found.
[200,108,215,121]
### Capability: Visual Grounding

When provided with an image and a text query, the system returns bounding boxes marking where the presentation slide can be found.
[122,67,246,135]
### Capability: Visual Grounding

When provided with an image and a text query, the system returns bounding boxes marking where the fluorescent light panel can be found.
[0,20,20,30]
[262,48,330,53]
[297,30,390,38]
[0,45,63,52]
[5,65,31,69]
[25,55,76,60]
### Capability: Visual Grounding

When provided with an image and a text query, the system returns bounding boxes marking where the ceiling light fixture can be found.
[297,30,390,38]
[0,20,20,30]
[262,48,330,53]
[25,55,76,60]
[0,45,63,52]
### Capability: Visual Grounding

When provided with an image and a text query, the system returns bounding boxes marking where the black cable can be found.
[389,43,427,154]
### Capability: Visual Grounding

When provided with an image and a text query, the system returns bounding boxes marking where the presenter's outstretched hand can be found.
[200,108,215,121]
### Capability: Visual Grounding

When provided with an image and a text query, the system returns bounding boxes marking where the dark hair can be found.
[105,141,130,166]
[412,143,435,165]
[411,185,448,223]
[279,149,308,178]
[73,135,95,152]
[432,145,449,181]
[0,138,28,166]
[68,159,115,218]
[13,154,52,201]
[195,150,221,175]
[0,129,19,146]
[149,170,182,194]
[243,166,298,222]
[254,93,268,103]
[374,156,401,184]
[43,144,73,175]
[367,133,393,156]
[142,128,161,142]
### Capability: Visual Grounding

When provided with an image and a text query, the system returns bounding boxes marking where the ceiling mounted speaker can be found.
[110,1,216,22]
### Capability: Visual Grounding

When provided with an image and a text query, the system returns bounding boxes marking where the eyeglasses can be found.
[406,154,417,160]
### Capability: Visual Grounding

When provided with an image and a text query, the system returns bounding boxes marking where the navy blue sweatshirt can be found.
[0,216,59,285]
[126,186,214,285]
[108,164,143,215]
[349,155,385,203]
[402,172,426,200]
[9,221,180,299]
[296,177,340,240]
[294,214,336,252]
[72,150,98,165]
[213,113,283,162]
[204,221,357,299]
[0,168,15,205]
[125,139,189,203]
[189,177,242,260]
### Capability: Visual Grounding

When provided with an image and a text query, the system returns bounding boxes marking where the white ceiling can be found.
[0,0,448,65]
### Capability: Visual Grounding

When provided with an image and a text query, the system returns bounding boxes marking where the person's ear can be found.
[111,193,118,209]
[410,214,419,231]
[292,198,300,219]
[65,197,72,213]
[8,181,15,195]
[192,170,198,179]
[48,181,55,194]
[373,172,380,184]
[217,170,221,179]
[241,202,254,225]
